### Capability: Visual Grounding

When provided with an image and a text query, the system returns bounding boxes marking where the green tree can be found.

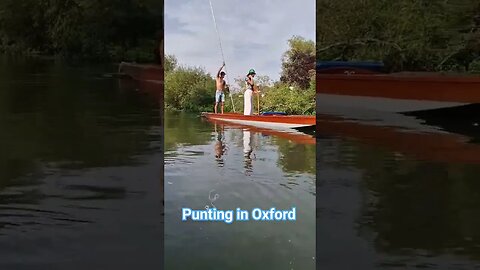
[317,0,480,72]
[0,0,163,61]
[164,54,178,73]
[164,35,315,114]
[164,65,215,112]
[233,74,273,92]
[253,75,274,89]
[280,36,315,89]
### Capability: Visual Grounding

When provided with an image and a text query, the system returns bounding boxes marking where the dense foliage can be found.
[164,55,215,112]
[317,0,480,72]
[166,36,315,114]
[280,36,316,89]
[223,71,315,115]
[0,0,162,62]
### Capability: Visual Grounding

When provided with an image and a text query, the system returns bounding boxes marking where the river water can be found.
[0,56,163,269]
[317,109,480,269]
[4,56,480,269]
[164,111,316,269]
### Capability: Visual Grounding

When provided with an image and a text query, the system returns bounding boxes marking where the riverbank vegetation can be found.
[317,0,480,72]
[0,0,162,62]
[165,36,315,114]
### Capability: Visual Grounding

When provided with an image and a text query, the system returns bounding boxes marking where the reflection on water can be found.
[317,110,480,269]
[0,56,162,268]
[243,129,255,175]
[165,111,315,269]
[214,123,226,167]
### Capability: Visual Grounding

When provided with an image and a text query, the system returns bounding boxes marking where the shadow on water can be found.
[405,104,480,144]
[0,56,163,268]
[317,106,480,269]
[295,125,316,136]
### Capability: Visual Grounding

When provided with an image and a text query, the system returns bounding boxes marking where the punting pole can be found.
[208,0,236,112]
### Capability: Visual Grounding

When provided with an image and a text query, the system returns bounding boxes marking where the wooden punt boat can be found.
[204,118,315,145]
[117,63,163,126]
[316,61,480,164]
[316,61,480,113]
[117,62,163,106]
[201,112,315,130]
[118,62,163,83]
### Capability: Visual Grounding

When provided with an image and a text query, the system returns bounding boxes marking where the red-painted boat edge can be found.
[205,118,315,145]
[316,72,480,103]
[118,62,164,83]
[201,112,316,126]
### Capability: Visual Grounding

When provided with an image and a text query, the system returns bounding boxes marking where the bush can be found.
[0,0,162,61]
[260,84,315,115]
[317,0,480,72]
[165,46,316,115]
[164,66,215,112]
[470,59,480,74]
[224,76,315,115]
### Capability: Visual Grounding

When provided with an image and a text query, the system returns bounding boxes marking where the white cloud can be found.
[165,0,315,87]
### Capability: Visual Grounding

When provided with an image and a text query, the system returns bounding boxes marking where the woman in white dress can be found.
[244,69,256,115]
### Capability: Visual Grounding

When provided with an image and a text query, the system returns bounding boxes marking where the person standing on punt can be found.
[214,62,227,114]
[244,69,258,115]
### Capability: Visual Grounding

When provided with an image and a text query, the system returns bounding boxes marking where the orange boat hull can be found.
[118,62,163,83]
[202,113,315,129]
[317,72,480,103]
[204,118,315,145]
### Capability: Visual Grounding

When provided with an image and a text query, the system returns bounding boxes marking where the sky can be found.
[165,0,315,88]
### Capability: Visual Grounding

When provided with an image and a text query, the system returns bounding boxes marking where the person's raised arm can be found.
[217,62,225,77]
